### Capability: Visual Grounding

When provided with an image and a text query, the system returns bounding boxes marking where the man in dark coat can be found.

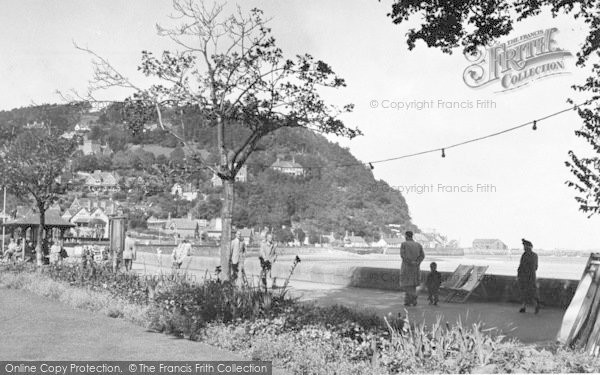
[400,231,425,306]
[518,238,539,314]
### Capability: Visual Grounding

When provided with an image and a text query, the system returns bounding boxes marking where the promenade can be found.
[132,261,567,344]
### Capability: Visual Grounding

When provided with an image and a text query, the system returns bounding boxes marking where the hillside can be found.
[0,104,418,241]
[232,127,417,240]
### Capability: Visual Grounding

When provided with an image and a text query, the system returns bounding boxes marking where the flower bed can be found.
[1,261,599,374]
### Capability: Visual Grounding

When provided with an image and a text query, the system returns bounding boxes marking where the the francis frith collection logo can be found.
[463,28,572,91]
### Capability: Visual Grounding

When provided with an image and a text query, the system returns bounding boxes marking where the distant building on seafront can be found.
[472,238,508,250]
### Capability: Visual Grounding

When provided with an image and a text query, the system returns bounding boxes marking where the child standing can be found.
[426,262,442,305]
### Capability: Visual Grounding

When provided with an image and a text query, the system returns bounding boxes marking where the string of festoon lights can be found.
[240,99,598,172]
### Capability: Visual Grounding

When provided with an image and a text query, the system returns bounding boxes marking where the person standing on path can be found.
[426,261,442,306]
[172,238,191,270]
[400,231,425,306]
[230,231,246,284]
[518,238,540,314]
[259,234,277,288]
[123,232,137,272]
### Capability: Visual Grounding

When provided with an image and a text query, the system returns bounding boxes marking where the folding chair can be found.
[446,265,489,303]
[440,264,473,289]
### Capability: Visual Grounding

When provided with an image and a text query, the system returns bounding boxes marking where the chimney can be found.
[168,212,171,221]
[187,211,192,220]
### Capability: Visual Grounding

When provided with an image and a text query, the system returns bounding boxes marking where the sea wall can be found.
[135,251,578,308]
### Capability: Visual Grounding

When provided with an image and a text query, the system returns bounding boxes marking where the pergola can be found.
[3,210,75,247]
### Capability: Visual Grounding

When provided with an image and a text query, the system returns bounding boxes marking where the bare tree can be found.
[72,0,359,279]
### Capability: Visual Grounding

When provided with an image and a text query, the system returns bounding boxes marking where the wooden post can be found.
[108,215,127,273]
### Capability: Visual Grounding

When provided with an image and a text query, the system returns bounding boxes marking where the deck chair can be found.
[440,264,473,290]
[445,265,489,303]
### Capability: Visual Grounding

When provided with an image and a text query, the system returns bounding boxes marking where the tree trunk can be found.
[220,178,234,281]
[36,207,45,266]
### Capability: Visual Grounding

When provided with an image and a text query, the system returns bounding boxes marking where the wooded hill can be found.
[0,104,418,241]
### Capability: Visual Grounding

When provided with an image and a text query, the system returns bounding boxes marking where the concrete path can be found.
[0,287,242,361]
[288,280,564,344]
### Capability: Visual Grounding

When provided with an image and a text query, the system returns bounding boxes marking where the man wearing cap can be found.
[400,231,425,306]
[518,238,540,314]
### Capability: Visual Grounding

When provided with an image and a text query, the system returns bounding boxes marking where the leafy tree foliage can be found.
[0,128,77,264]
[72,154,112,172]
[78,1,359,280]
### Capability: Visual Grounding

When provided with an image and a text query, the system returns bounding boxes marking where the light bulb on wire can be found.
[532,120,537,130]
[441,148,446,158]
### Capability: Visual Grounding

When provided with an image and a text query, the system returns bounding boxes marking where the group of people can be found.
[229,230,277,288]
[162,229,276,288]
[400,231,540,313]
[48,240,68,264]
[2,237,66,264]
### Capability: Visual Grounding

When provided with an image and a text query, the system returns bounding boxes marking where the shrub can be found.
[5,261,600,374]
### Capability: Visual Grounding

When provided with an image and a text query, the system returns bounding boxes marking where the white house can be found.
[83,170,120,194]
[344,234,369,248]
[270,157,305,177]
[171,182,199,201]
[374,237,405,248]
[74,123,91,132]
[472,239,508,250]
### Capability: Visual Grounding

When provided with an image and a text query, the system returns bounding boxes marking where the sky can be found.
[0,1,598,250]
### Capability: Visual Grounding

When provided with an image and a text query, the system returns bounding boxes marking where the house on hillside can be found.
[165,215,204,239]
[374,236,405,248]
[74,118,93,132]
[171,182,199,201]
[270,157,305,177]
[472,239,508,250]
[25,121,45,129]
[412,230,448,249]
[79,139,101,155]
[61,131,76,140]
[83,171,120,194]
[74,124,90,132]
[146,216,167,230]
[344,233,369,248]
[69,197,120,215]
[78,139,112,156]
[69,207,107,238]
[61,208,77,223]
